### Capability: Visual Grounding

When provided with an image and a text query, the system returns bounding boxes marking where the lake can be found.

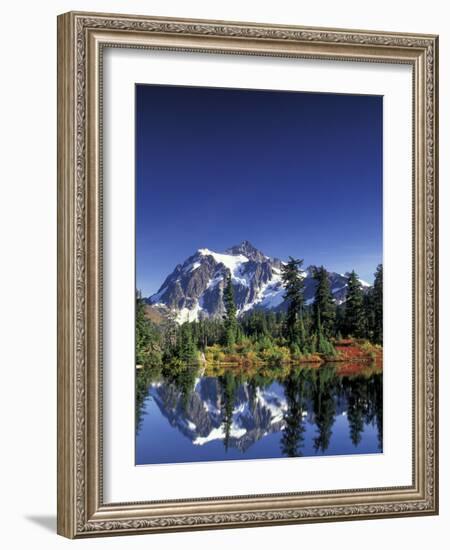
[136,362,382,465]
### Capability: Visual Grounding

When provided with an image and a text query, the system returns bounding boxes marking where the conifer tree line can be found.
[135,263,383,367]
[278,258,383,356]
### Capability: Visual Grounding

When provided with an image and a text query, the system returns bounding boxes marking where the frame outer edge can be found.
[431,35,439,515]
[56,10,439,537]
[57,12,77,539]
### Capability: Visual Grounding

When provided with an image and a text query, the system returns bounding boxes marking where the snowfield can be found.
[198,248,249,273]
[147,242,373,324]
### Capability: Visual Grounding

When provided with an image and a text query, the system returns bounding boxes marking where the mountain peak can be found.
[225,240,265,262]
[147,243,372,323]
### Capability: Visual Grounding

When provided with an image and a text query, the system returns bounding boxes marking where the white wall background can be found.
[0,0,447,548]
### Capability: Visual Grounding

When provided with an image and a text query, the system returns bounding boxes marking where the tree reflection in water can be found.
[136,361,383,464]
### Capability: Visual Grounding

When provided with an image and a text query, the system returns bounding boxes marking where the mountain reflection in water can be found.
[136,362,382,465]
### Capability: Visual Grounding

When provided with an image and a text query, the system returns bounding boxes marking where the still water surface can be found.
[136,362,382,465]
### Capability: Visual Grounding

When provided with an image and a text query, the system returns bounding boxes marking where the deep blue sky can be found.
[136,84,382,297]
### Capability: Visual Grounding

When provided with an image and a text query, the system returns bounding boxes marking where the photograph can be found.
[135,84,384,465]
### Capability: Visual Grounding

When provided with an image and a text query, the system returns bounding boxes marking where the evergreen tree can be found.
[363,290,376,342]
[335,303,346,339]
[161,315,179,358]
[302,307,313,342]
[312,266,336,338]
[317,322,336,355]
[136,291,162,367]
[223,273,238,347]
[344,270,366,338]
[281,257,305,346]
[136,291,150,366]
[373,264,383,344]
[266,311,278,337]
[244,310,268,339]
[177,322,197,363]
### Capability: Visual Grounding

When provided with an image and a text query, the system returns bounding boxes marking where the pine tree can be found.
[223,273,237,347]
[373,264,383,344]
[281,257,305,346]
[177,322,197,363]
[335,303,346,339]
[136,291,151,366]
[344,270,366,338]
[136,291,162,367]
[363,290,375,342]
[312,312,335,355]
[312,266,336,338]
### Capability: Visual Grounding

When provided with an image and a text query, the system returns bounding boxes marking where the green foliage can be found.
[136,262,383,373]
[339,265,383,343]
[290,342,302,358]
[363,290,375,342]
[335,304,346,339]
[359,340,382,361]
[261,346,291,367]
[223,273,238,347]
[251,335,269,352]
[312,266,336,338]
[309,332,317,354]
[297,317,307,351]
[192,317,225,349]
[317,331,336,356]
[176,322,198,363]
[372,264,383,344]
[135,292,162,368]
[204,344,226,363]
[281,257,306,346]
[344,270,366,338]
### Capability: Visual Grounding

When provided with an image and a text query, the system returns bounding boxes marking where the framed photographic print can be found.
[57,11,439,538]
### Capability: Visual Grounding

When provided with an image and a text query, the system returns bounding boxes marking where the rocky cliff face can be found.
[147,240,369,323]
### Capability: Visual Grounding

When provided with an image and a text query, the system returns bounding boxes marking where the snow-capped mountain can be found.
[147,240,370,323]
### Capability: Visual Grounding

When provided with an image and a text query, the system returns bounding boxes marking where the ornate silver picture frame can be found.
[57,11,438,538]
